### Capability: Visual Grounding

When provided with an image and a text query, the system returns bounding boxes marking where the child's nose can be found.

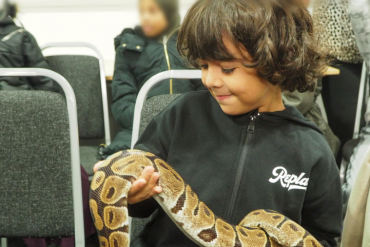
[204,70,223,88]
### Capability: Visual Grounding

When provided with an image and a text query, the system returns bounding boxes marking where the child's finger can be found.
[147,172,160,189]
[132,184,162,203]
[151,186,163,196]
[129,172,161,204]
[93,161,105,173]
[139,166,155,182]
[134,172,159,199]
[128,168,156,199]
[131,167,155,195]
[129,178,148,196]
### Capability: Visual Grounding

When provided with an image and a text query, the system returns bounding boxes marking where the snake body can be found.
[90,150,322,247]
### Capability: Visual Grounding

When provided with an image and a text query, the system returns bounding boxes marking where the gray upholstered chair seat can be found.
[79,145,99,176]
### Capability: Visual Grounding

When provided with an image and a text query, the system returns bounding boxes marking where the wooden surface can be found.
[105,66,341,81]
[324,66,340,76]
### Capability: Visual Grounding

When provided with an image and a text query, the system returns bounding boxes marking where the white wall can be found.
[15,0,196,76]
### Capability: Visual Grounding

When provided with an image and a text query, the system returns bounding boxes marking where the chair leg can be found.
[1,238,7,247]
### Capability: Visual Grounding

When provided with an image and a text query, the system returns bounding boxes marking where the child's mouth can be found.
[215,95,232,101]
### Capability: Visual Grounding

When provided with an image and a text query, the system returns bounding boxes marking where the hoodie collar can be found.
[228,105,322,134]
[261,105,323,134]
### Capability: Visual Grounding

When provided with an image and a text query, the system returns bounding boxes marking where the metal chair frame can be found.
[41,42,111,145]
[353,62,369,139]
[0,68,85,247]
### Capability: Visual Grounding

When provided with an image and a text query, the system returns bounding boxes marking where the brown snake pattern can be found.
[90,150,322,247]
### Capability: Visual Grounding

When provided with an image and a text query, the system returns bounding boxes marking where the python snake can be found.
[90,150,322,247]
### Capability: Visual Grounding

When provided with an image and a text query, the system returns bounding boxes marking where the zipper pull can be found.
[248,116,255,134]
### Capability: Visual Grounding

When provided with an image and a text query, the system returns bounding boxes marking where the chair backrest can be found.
[139,94,181,136]
[0,91,74,238]
[46,55,105,139]
[131,70,202,148]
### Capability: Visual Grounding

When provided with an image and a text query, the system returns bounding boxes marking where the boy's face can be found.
[200,36,283,115]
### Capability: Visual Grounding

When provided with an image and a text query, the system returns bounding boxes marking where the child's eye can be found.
[222,68,236,74]
[200,64,209,70]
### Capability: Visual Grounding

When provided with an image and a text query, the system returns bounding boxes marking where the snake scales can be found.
[90,150,322,247]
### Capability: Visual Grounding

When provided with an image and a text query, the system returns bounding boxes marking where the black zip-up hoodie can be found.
[131,90,342,247]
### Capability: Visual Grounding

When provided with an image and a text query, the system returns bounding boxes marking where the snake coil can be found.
[90,150,322,247]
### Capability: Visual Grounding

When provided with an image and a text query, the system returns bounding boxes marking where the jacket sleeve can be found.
[129,101,177,217]
[22,32,61,93]
[111,46,138,133]
[301,153,343,247]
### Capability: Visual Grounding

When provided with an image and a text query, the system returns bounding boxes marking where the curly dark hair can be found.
[177,0,329,92]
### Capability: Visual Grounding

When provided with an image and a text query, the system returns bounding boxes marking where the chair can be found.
[0,68,84,247]
[139,94,181,136]
[41,42,111,176]
[131,70,202,148]
[129,70,202,240]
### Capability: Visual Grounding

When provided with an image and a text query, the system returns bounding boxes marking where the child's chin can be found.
[219,105,245,116]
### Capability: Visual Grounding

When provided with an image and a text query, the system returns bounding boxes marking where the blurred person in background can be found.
[99,0,205,157]
[313,0,364,164]
[282,0,341,156]
[339,1,370,246]
[0,3,60,93]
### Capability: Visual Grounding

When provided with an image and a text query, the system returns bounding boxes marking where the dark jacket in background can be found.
[131,91,342,247]
[104,27,205,155]
[282,81,341,156]
[0,17,60,92]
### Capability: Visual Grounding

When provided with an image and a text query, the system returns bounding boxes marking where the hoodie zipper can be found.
[226,114,257,222]
[163,28,178,95]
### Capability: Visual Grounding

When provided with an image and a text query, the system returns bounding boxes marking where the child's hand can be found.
[93,161,162,204]
[128,166,162,204]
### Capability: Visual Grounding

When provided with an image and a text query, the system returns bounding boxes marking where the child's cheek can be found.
[201,73,208,88]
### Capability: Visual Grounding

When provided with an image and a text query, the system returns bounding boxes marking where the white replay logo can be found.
[269,166,309,191]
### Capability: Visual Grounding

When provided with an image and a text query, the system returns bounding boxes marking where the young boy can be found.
[95,0,342,246]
